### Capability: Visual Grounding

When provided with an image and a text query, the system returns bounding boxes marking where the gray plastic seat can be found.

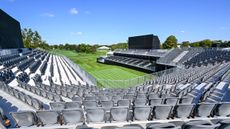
[180,97,194,104]
[182,120,220,129]
[36,110,60,126]
[65,101,81,109]
[117,99,130,107]
[150,99,163,106]
[86,107,105,123]
[148,93,160,100]
[101,100,114,112]
[164,97,178,105]
[25,95,32,105]
[10,111,37,127]
[146,123,180,129]
[62,109,84,124]
[219,119,230,129]
[216,102,230,117]
[50,102,65,110]
[196,103,216,117]
[18,92,26,102]
[134,99,147,106]
[85,96,97,101]
[110,106,129,122]
[46,92,54,100]
[133,106,151,121]
[72,96,82,103]
[61,90,68,97]
[83,101,97,109]
[32,99,42,110]
[174,104,195,119]
[153,105,173,119]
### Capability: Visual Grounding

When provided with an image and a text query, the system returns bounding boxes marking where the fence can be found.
[52,51,178,88]
[96,68,177,88]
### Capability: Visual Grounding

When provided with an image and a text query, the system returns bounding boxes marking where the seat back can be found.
[110,106,129,122]
[196,103,216,117]
[83,101,97,109]
[36,111,59,125]
[86,107,105,123]
[62,109,84,124]
[216,102,230,117]
[65,101,81,109]
[101,101,114,111]
[50,102,65,110]
[182,120,220,129]
[117,99,130,107]
[153,105,173,119]
[10,111,36,127]
[133,106,151,120]
[175,104,194,118]
[150,99,163,106]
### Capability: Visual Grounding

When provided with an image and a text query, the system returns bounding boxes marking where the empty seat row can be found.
[10,108,230,128]
[0,84,43,110]
[18,82,63,102]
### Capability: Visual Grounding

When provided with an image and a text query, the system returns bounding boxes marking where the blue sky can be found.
[0,0,230,45]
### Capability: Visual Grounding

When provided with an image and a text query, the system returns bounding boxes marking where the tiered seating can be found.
[29,60,41,73]
[0,69,14,83]
[184,48,230,68]
[0,83,43,110]
[105,56,155,71]
[157,48,184,65]
[16,72,29,83]
[115,49,169,57]
[17,58,34,71]
[1,48,230,129]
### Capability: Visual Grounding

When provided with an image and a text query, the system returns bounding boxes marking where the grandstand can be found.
[2,9,230,129]
[1,47,230,129]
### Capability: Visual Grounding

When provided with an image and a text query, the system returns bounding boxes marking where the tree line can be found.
[162,35,230,49]
[22,28,230,53]
[21,28,128,53]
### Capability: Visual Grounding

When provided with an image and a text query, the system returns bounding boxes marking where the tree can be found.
[21,28,50,49]
[162,35,178,49]
[110,42,128,50]
[181,41,190,47]
[199,39,213,48]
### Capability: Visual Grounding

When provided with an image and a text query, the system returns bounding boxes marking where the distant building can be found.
[0,9,24,49]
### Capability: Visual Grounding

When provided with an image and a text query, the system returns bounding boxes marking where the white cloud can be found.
[180,30,185,33]
[69,8,78,15]
[42,13,55,17]
[71,32,83,36]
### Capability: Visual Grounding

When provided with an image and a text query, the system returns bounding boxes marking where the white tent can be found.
[97,46,111,50]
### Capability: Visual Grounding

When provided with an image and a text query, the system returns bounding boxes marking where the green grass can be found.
[52,49,151,88]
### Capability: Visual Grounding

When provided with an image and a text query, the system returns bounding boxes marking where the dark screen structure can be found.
[128,34,160,49]
[0,9,24,49]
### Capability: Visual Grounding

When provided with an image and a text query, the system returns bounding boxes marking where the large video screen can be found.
[0,9,24,49]
[128,34,160,49]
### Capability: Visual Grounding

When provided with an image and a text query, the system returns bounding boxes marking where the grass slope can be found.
[53,49,146,80]
[52,49,150,88]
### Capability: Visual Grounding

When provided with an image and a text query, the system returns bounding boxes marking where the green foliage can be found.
[181,41,190,47]
[162,35,178,49]
[110,42,128,50]
[21,28,49,49]
[190,39,213,48]
[199,39,213,47]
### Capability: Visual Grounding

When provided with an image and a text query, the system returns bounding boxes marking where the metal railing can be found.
[51,50,178,88]
[96,68,177,88]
